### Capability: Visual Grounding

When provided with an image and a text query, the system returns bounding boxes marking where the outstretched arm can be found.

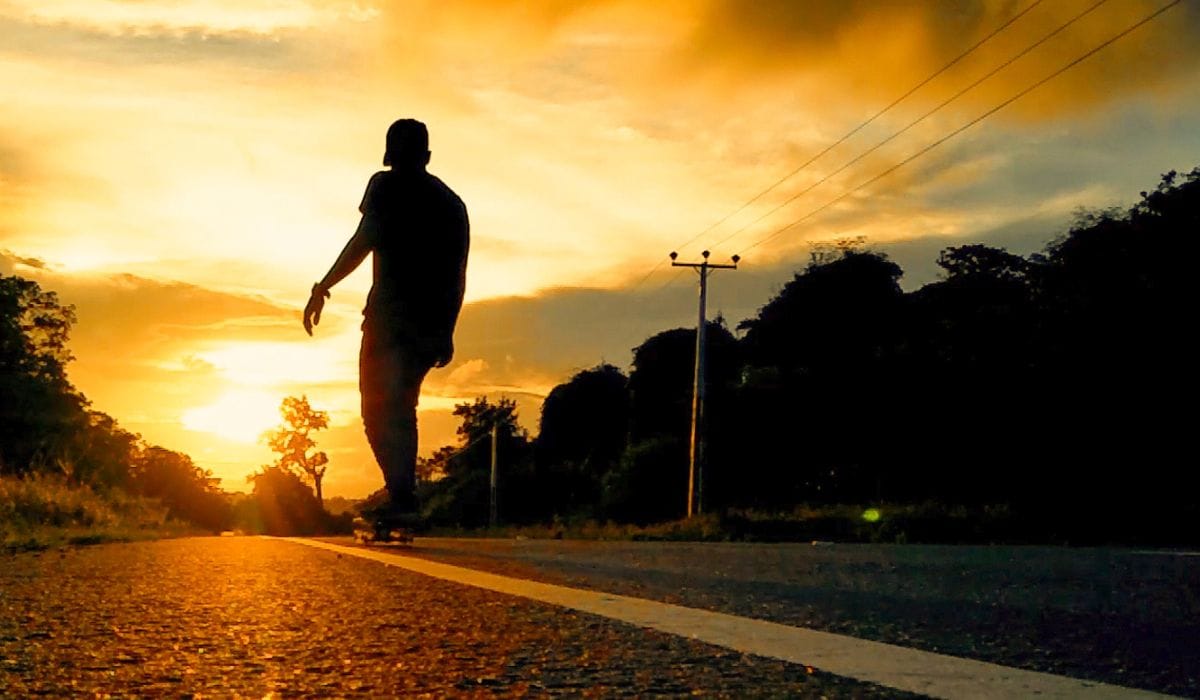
[303,215,376,336]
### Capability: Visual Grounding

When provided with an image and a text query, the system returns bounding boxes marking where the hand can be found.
[433,339,454,368]
[303,284,330,336]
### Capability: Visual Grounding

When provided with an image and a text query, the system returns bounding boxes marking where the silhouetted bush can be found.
[251,467,318,535]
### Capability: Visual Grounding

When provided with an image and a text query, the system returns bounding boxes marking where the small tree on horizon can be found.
[263,395,330,507]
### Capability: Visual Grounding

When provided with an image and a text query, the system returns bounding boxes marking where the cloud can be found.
[0,253,292,395]
[365,1,1200,123]
[5,0,369,35]
[349,0,1200,281]
[443,358,488,389]
[667,0,1200,118]
[0,141,25,179]
[0,249,47,271]
[0,11,349,73]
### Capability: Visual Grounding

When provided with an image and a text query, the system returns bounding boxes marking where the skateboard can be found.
[352,515,417,546]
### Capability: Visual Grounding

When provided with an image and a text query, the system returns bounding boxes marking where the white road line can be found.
[287,537,1175,700]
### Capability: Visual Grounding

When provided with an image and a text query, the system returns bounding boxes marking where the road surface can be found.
[385,537,1199,697]
[1,537,911,697]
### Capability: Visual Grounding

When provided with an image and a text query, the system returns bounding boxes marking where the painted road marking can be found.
[287,537,1174,700]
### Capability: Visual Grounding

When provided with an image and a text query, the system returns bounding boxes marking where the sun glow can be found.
[194,338,358,387]
[181,389,283,444]
[45,247,157,273]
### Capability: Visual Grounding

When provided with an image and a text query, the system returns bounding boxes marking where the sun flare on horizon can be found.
[180,389,284,445]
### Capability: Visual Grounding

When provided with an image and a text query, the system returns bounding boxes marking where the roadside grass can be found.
[0,474,193,553]
[425,502,1038,544]
[427,515,730,542]
[718,503,1028,544]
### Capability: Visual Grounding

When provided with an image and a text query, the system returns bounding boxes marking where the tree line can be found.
[0,275,231,530]
[420,167,1198,544]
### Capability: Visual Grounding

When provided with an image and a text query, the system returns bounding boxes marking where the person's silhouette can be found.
[304,118,469,516]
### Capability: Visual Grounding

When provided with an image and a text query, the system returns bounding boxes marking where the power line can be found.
[654,267,689,293]
[631,255,673,291]
[707,0,1111,254]
[441,430,491,460]
[627,0,1047,290]
[681,0,1048,255]
[740,0,1185,257]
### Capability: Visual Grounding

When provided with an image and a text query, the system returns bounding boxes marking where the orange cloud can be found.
[363,1,1200,124]
[665,1,1200,119]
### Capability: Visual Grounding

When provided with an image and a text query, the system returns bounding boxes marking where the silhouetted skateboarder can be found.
[303,119,469,529]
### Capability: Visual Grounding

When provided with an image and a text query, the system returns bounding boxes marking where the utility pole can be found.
[670,250,739,517]
[489,421,499,528]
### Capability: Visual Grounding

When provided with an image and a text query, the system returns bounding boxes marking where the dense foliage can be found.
[424,167,1198,543]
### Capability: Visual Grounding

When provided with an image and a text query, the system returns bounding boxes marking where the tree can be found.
[247,466,327,536]
[417,445,455,484]
[535,364,629,517]
[739,249,904,373]
[68,410,142,489]
[734,250,904,506]
[601,436,687,523]
[622,321,740,517]
[935,244,1031,282]
[1022,167,1200,525]
[262,395,330,506]
[627,321,739,444]
[538,364,628,467]
[0,274,86,474]
[894,245,1042,503]
[420,396,533,526]
[0,274,75,379]
[132,446,231,532]
[452,396,526,449]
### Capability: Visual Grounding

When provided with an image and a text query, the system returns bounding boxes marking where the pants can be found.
[359,324,434,509]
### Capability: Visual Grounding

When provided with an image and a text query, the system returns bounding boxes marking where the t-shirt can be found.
[358,169,469,348]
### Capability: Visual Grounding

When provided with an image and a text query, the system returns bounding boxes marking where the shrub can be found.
[0,473,173,550]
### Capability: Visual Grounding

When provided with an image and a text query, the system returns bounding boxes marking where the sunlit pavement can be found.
[0,537,906,697]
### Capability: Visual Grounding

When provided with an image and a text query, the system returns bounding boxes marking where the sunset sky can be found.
[3,0,1198,497]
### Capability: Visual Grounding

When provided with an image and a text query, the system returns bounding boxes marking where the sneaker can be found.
[358,488,418,515]
[375,510,426,530]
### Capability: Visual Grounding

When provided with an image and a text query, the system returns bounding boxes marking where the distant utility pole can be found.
[670,250,739,517]
[489,421,499,528]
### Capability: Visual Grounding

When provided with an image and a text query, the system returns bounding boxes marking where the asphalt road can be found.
[387,537,1200,698]
[0,537,914,698]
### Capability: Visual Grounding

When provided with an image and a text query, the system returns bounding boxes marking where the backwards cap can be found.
[383,118,429,167]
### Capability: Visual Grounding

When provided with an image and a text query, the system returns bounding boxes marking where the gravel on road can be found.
[0,537,920,697]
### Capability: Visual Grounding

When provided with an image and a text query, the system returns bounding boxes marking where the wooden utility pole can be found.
[670,250,739,517]
[489,421,499,528]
